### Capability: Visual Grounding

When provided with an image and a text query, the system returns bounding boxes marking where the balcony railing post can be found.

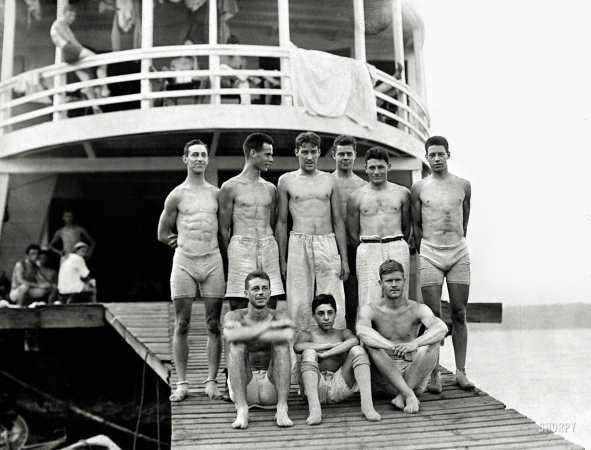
[353,0,366,62]
[0,174,8,240]
[209,0,220,105]
[278,0,293,106]
[53,0,68,122]
[1,0,17,135]
[141,0,154,109]
[391,0,408,133]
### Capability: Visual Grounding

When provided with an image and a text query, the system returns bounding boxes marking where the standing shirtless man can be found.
[276,131,349,333]
[348,146,411,307]
[48,210,95,262]
[331,135,367,331]
[411,135,473,393]
[158,139,225,402]
[219,133,284,311]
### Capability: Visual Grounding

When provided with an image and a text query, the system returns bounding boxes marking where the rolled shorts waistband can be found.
[360,235,404,244]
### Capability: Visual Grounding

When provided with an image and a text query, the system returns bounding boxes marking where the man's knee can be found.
[300,358,320,379]
[301,348,318,361]
[228,341,247,357]
[175,318,190,335]
[351,350,370,370]
[451,307,467,324]
[348,345,367,358]
[206,316,221,334]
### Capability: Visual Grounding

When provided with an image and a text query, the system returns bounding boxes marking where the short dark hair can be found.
[243,133,274,158]
[25,244,40,254]
[311,293,337,314]
[425,136,449,153]
[379,259,405,279]
[244,270,271,290]
[365,146,390,164]
[332,135,356,152]
[184,139,209,157]
[295,131,321,150]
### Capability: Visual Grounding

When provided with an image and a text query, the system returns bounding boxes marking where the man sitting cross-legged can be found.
[295,294,381,425]
[357,259,448,414]
[224,270,294,429]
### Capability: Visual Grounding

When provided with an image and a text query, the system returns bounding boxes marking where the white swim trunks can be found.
[419,238,470,287]
[170,249,226,300]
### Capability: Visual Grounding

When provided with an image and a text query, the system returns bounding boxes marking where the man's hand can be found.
[391,341,418,357]
[340,260,350,282]
[168,233,178,249]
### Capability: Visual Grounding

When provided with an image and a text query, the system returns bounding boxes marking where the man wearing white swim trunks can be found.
[348,146,411,308]
[295,293,380,425]
[224,271,294,429]
[411,135,474,393]
[219,133,284,311]
[276,131,349,333]
[158,139,225,403]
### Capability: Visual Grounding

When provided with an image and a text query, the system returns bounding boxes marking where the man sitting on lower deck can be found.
[295,294,381,425]
[357,260,448,414]
[224,270,294,429]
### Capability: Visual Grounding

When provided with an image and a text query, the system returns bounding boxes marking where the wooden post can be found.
[53,0,68,122]
[0,0,16,135]
[412,27,427,103]
[352,0,366,62]
[391,0,408,131]
[0,174,9,241]
[277,0,293,106]
[208,0,220,105]
[140,0,154,109]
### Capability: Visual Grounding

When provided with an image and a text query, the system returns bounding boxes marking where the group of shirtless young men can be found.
[157,131,473,429]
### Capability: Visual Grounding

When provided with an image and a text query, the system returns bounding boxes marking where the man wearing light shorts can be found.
[219,133,284,311]
[295,294,380,425]
[224,271,294,429]
[411,135,473,393]
[158,139,225,403]
[348,146,411,308]
[276,131,349,334]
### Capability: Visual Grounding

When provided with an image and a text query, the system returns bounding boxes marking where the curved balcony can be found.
[0,44,429,160]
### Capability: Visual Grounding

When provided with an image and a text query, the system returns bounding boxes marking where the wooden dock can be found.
[99,301,582,450]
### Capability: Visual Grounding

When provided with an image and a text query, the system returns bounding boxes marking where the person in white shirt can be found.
[57,242,97,303]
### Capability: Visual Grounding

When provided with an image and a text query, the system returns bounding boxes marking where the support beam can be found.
[140,0,154,109]
[391,0,408,131]
[411,168,422,185]
[278,0,293,106]
[208,0,220,105]
[53,0,68,122]
[82,141,96,159]
[412,27,427,103]
[1,0,17,135]
[0,174,9,240]
[352,0,366,62]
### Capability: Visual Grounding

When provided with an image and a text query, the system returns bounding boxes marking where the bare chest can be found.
[421,183,464,211]
[289,178,331,204]
[360,191,402,216]
[234,184,272,209]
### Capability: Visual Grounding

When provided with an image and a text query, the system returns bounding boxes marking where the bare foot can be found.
[391,393,405,410]
[306,405,322,425]
[204,380,223,400]
[362,406,381,422]
[169,383,189,402]
[275,405,293,427]
[232,408,249,429]
[403,394,420,414]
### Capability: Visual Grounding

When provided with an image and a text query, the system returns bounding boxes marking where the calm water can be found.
[440,312,591,449]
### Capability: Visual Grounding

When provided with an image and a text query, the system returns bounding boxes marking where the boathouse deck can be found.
[98,302,581,450]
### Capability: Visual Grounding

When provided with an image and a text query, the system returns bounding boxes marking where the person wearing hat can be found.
[57,242,97,303]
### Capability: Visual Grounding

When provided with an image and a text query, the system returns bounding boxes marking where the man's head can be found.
[332,135,357,172]
[244,270,271,309]
[38,250,51,268]
[183,139,209,174]
[25,244,41,262]
[63,4,77,24]
[365,146,390,186]
[74,242,89,258]
[311,294,337,331]
[295,131,321,173]
[379,259,406,300]
[424,136,450,174]
[183,39,194,46]
[227,35,239,45]
[243,133,274,172]
[62,210,74,225]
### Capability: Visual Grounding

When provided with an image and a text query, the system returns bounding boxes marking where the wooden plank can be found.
[0,304,106,329]
[441,301,502,324]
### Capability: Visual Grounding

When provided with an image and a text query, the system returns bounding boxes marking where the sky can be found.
[415,0,591,305]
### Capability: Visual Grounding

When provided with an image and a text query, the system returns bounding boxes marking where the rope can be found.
[133,352,148,450]
[0,369,168,448]
[156,372,161,450]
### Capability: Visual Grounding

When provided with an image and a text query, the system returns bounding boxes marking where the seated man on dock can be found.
[224,271,294,429]
[357,260,447,414]
[9,244,55,306]
[295,293,381,425]
[57,242,97,303]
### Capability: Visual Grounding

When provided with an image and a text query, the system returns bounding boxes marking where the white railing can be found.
[0,44,429,140]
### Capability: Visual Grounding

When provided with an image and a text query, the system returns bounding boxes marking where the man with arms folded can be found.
[348,146,411,306]
[331,135,367,331]
[295,293,380,425]
[276,131,349,333]
[219,133,284,311]
[158,139,225,402]
[224,271,294,429]
[357,260,447,414]
[411,135,473,393]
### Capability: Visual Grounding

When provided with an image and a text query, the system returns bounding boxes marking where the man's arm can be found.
[330,177,349,281]
[462,180,471,238]
[157,190,180,248]
[347,192,361,248]
[224,311,295,343]
[217,182,235,268]
[13,262,44,288]
[80,227,96,258]
[275,176,289,280]
[410,182,423,253]
[356,305,396,351]
[401,188,411,243]
[48,230,64,257]
[268,184,278,230]
[391,304,448,356]
[317,329,359,360]
[293,331,334,354]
